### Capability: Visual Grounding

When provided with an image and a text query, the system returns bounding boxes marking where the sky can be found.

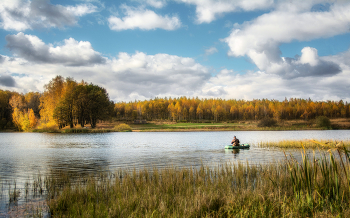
[0,0,349,102]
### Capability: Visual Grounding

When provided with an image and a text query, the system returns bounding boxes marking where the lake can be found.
[1,130,350,216]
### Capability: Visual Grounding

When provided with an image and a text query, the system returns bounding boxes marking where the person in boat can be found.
[231,136,240,146]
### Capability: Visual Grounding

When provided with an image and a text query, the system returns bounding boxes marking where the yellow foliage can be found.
[114,123,132,132]
[29,109,37,128]
[12,107,21,129]
[12,107,30,131]
[12,108,38,131]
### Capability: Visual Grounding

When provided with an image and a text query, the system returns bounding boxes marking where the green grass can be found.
[45,145,350,217]
[131,122,248,131]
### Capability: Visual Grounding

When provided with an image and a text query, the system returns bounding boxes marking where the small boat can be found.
[225,144,250,149]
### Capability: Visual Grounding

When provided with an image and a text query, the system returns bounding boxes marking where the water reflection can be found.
[225,149,241,159]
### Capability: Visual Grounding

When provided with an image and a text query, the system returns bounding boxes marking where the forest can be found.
[114,97,350,122]
[0,75,350,131]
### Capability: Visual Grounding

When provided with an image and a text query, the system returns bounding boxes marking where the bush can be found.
[114,123,132,132]
[316,116,331,129]
[257,118,277,127]
[34,123,61,133]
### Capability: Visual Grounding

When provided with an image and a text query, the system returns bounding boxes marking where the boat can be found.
[225,144,250,149]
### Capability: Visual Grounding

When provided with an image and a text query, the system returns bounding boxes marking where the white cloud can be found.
[225,4,350,57]
[66,3,98,16]
[204,47,218,56]
[2,47,350,102]
[0,0,98,31]
[179,0,274,24]
[298,47,319,67]
[0,39,210,100]
[109,52,210,98]
[108,5,181,31]
[145,0,166,8]
[6,32,106,66]
[224,2,350,78]
[201,62,350,102]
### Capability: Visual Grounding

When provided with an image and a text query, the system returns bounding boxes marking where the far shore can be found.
[2,118,346,133]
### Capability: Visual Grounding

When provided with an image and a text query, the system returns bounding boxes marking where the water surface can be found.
[0,130,349,215]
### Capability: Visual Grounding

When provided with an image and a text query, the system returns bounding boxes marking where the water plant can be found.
[8,182,20,204]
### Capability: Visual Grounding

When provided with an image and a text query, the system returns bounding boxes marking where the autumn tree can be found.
[53,78,77,128]
[113,97,350,122]
[40,76,65,127]
[9,92,39,131]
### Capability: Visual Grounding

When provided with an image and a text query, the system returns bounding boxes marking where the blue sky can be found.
[0,0,349,102]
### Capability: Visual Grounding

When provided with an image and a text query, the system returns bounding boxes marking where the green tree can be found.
[84,84,113,128]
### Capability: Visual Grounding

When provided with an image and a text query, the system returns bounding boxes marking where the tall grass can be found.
[258,139,350,149]
[46,144,350,217]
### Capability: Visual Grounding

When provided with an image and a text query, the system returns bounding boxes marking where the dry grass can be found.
[258,139,350,149]
[31,118,350,133]
[46,144,350,217]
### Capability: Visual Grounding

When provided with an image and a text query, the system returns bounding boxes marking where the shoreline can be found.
[2,126,349,133]
[2,118,349,133]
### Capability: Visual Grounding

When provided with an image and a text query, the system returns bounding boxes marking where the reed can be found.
[46,145,350,217]
[8,182,20,203]
[258,139,350,149]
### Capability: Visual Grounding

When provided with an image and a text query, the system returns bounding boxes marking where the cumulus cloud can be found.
[224,2,350,78]
[108,5,181,31]
[109,52,210,98]
[0,48,211,100]
[0,0,97,31]
[0,74,16,87]
[66,3,98,16]
[201,64,350,102]
[179,0,274,24]
[1,46,350,102]
[257,47,342,79]
[6,32,105,66]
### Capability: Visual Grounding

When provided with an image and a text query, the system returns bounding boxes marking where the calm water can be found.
[0,130,350,215]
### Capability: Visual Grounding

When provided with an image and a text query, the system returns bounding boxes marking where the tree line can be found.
[114,97,350,122]
[1,75,350,131]
[0,76,113,131]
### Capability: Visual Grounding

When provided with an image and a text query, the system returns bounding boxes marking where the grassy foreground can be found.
[46,147,350,217]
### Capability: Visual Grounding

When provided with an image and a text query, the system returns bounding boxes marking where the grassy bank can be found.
[44,147,350,217]
[25,118,350,133]
[130,118,350,132]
